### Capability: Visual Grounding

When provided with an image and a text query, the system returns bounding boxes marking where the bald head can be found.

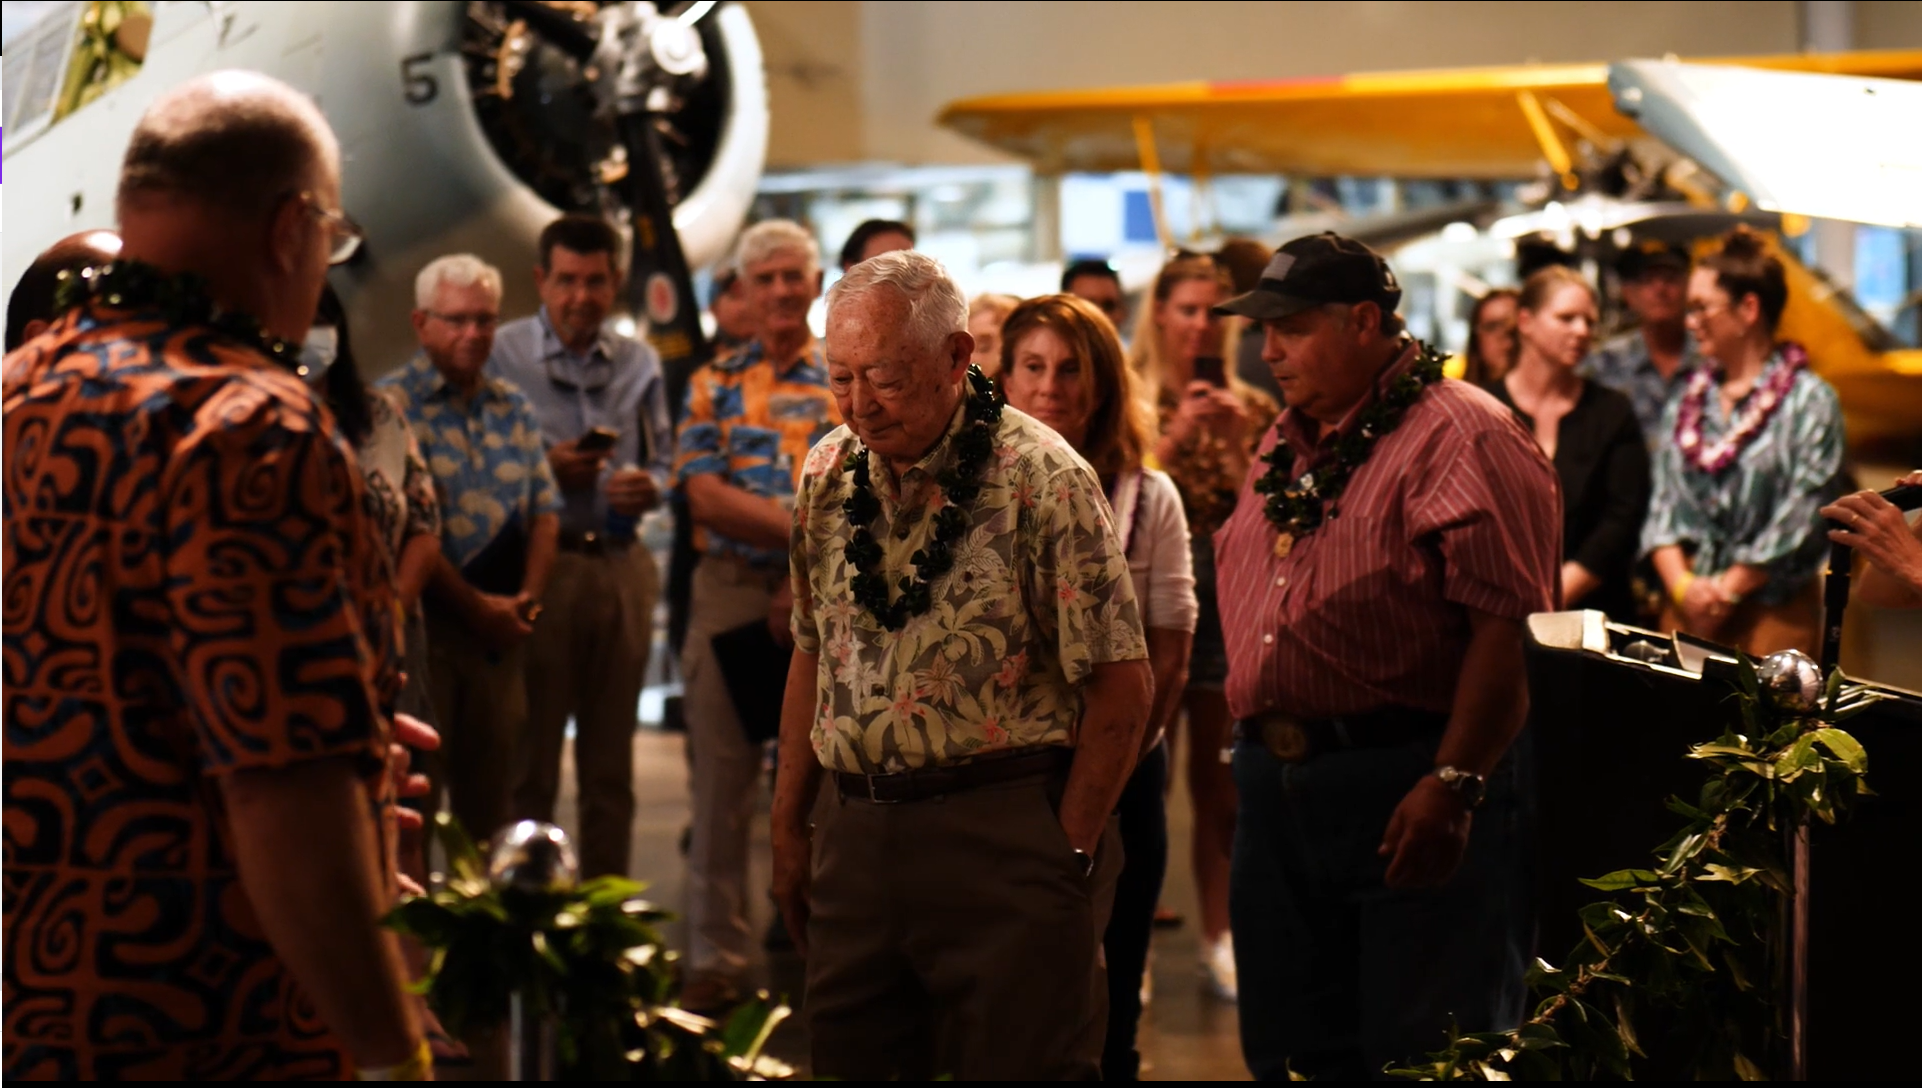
[7,231,123,351]
[118,70,338,219]
[113,71,344,342]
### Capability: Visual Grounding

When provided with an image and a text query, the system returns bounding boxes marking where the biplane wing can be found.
[1609,59,1922,229]
[937,49,1922,179]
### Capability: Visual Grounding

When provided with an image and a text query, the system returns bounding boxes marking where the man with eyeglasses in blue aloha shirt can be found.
[380,252,562,853]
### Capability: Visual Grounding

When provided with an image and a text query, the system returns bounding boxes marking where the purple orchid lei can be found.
[1673,342,1808,475]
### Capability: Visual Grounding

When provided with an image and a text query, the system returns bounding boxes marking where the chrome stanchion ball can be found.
[1756,649,1823,716]
[487,820,580,893]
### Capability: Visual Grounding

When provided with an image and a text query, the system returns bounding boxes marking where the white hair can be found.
[733,218,820,273]
[414,253,503,310]
[826,250,968,356]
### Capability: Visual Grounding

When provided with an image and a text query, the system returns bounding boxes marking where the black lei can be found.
[841,366,1003,631]
[50,259,301,370]
[1251,341,1446,556]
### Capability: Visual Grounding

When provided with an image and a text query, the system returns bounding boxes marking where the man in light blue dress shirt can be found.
[488,215,671,879]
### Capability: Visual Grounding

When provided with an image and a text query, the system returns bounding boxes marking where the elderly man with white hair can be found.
[771,251,1153,1079]
[671,218,841,1011]
[380,252,562,852]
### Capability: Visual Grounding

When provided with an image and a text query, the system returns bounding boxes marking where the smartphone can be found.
[1193,356,1228,388]
[577,426,620,454]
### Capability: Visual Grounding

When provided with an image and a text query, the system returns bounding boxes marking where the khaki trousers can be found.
[682,556,784,978]
[515,546,659,878]
[805,772,1122,1081]
[425,605,526,850]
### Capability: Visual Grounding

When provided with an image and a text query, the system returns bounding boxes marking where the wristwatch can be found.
[1071,848,1095,879]
[1433,765,1487,809]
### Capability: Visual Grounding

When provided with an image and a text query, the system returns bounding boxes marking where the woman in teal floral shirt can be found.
[1644,228,1844,655]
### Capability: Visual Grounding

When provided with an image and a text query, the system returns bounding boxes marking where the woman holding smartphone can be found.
[1127,251,1277,1001]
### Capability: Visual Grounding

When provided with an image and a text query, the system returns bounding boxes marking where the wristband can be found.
[1669,572,1695,607]
[358,1039,433,1081]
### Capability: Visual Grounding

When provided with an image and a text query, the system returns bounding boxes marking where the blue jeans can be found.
[1230,737,1528,1080]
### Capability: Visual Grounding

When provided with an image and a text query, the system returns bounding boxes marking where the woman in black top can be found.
[1485,265,1649,619]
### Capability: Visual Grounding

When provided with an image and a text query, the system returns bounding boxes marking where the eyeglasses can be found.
[298,192,366,266]
[423,310,500,332]
[1684,301,1729,321]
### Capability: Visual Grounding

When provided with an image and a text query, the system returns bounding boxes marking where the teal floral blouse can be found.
[1641,350,1845,604]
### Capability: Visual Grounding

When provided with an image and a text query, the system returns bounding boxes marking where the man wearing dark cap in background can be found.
[1212,234,1561,1079]
[1582,240,1701,449]
[3,71,425,1078]
[5,230,122,351]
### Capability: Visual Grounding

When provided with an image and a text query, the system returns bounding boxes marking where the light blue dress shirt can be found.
[487,308,673,539]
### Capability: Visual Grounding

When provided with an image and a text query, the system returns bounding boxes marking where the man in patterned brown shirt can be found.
[772,252,1152,1079]
[3,74,424,1078]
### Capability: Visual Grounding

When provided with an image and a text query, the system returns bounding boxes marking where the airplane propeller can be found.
[494,0,717,379]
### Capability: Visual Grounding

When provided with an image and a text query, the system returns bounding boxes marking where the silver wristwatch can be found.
[1434,765,1487,809]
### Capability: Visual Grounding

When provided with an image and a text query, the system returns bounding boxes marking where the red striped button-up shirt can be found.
[1216,342,1562,721]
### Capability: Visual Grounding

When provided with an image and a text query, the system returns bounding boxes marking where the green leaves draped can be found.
[383,814,792,1080]
[1387,663,1880,1081]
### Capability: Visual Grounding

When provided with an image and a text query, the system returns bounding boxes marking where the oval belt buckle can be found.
[1262,719,1311,763]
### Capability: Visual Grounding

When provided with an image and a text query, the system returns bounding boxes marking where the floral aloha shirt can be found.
[790,402,1149,775]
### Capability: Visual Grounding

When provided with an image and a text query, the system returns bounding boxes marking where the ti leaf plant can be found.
[1388,659,1878,1081]
[384,813,793,1080]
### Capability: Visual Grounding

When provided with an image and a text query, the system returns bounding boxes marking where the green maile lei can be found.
[51,259,301,370]
[1251,341,1446,556]
[841,365,1003,631]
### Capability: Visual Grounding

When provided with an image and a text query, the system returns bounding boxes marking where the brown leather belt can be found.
[558,529,634,555]
[1233,707,1448,764]
[834,746,1073,804]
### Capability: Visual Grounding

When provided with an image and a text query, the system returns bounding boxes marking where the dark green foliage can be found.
[841,365,1004,630]
[52,259,303,369]
[1252,342,1445,541]
[384,814,792,1080]
[1387,660,1878,1081]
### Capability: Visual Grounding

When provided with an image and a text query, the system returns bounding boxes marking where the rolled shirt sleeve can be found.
[788,442,830,655]
[1407,428,1562,620]
[1137,469,1198,634]
[162,400,392,775]
[1026,463,1149,686]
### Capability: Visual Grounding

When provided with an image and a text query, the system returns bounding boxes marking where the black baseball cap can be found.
[1614,239,1690,281]
[1213,232,1402,322]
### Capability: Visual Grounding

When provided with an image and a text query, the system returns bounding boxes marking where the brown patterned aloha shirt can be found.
[791,401,1149,774]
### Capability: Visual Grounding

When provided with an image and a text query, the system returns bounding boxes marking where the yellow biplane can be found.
[939,49,1922,446]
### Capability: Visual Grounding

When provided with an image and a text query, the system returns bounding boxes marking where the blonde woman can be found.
[967,292,1020,378]
[1129,252,1278,1000]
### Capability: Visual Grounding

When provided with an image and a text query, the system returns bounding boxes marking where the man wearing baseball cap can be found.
[1583,239,1701,449]
[1212,233,1562,1078]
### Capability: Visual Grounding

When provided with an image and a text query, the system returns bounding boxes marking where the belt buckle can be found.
[1261,718,1312,763]
[864,772,904,804]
